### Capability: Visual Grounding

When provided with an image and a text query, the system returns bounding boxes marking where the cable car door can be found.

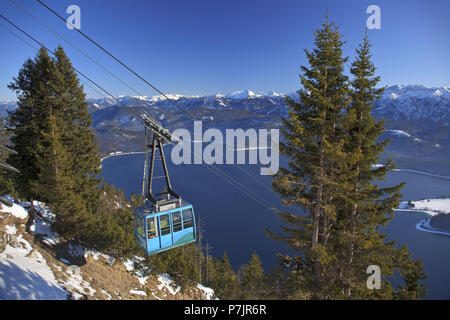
[158,213,172,250]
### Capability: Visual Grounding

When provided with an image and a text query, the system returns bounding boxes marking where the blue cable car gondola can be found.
[134,200,196,255]
[134,114,196,255]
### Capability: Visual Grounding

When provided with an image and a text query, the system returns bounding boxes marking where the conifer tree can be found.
[241,252,264,299]
[212,252,239,299]
[271,18,427,299]
[52,46,101,215]
[7,48,55,199]
[335,34,426,299]
[8,46,101,240]
[271,13,351,299]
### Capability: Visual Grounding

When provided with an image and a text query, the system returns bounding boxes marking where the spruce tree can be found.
[212,252,239,299]
[271,13,351,299]
[335,34,426,299]
[8,46,101,240]
[241,252,264,299]
[271,20,427,299]
[52,46,101,215]
[7,48,55,199]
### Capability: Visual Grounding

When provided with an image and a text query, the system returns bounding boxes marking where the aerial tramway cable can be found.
[0,10,278,213]
[34,0,289,202]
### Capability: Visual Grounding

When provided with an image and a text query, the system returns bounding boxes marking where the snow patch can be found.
[32,215,60,247]
[0,238,68,299]
[123,259,135,272]
[390,92,399,100]
[84,249,115,266]
[101,289,112,299]
[5,224,17,235]
[0,202,28,219]
[130,289,147,296]
[196,284,215,300]
[410,198,450,215]
[416,218,450,236]
[62,265,96,297]
[157,273,180,295]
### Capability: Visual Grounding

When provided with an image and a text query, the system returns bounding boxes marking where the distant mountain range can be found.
[1,85,449,169]
[373,85,450,122]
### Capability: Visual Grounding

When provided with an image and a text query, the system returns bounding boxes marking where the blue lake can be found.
[100,152,450,299]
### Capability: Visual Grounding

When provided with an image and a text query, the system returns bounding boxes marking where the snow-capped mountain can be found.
[2,85,448,121]
[226,90,263,99]
[373,85,450,121]
[82,85,450,121]
[0,100,19,118]
[0,85,448,159]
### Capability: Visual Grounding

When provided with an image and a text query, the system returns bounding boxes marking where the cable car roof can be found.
[136,199,192,216]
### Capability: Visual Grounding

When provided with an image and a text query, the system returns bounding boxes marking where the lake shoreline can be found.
[99,151,145,169]
[100,152,450,238]
[416,217,450,237]
[395,206,450,237]
[100,153,450,299]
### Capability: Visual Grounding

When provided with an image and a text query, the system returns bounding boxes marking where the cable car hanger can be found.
[140,114,181,210]
[0,12,277,214]
[135,114,197,255]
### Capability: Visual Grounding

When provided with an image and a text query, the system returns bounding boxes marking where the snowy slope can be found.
[0,199,216,300]
[0,241,68,300]
[0,202,68,300]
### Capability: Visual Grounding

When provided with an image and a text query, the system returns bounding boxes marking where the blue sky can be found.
[0,0,449,101]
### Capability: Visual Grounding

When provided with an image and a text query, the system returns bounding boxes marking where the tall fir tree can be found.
[241,252,264,299]
[271,17,427,299]
[334,33,426,299]
[212,252,239,299]
[8,46,101,240]
[271,13,351,299]
[52,46,101,215]
[7,48,55,199]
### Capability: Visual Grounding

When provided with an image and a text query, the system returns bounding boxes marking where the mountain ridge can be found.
[1,85,448,164]
[2,84,448,122]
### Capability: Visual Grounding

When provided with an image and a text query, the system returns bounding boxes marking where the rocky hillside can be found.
[0,198,215,300]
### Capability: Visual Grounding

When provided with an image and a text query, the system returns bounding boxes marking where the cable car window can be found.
[135,214,144,238]
[147,217,158,238]
[172,211,182,232]
[160,214,171,236]
[182,208,193,229]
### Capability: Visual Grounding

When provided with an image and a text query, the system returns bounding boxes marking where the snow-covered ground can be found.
[398,198,450,216]
[157,273,181,296]
[0,200,95,300]
[397,198,450,236]
[197,283,216,300]
[99,151,145,169]
[0,235,68,299]
[1,197,216,300]
[0,201,28,219]
[409,198,450,215]
[384,129,412,137]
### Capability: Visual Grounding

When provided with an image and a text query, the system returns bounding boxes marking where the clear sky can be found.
[0,0,449,101]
